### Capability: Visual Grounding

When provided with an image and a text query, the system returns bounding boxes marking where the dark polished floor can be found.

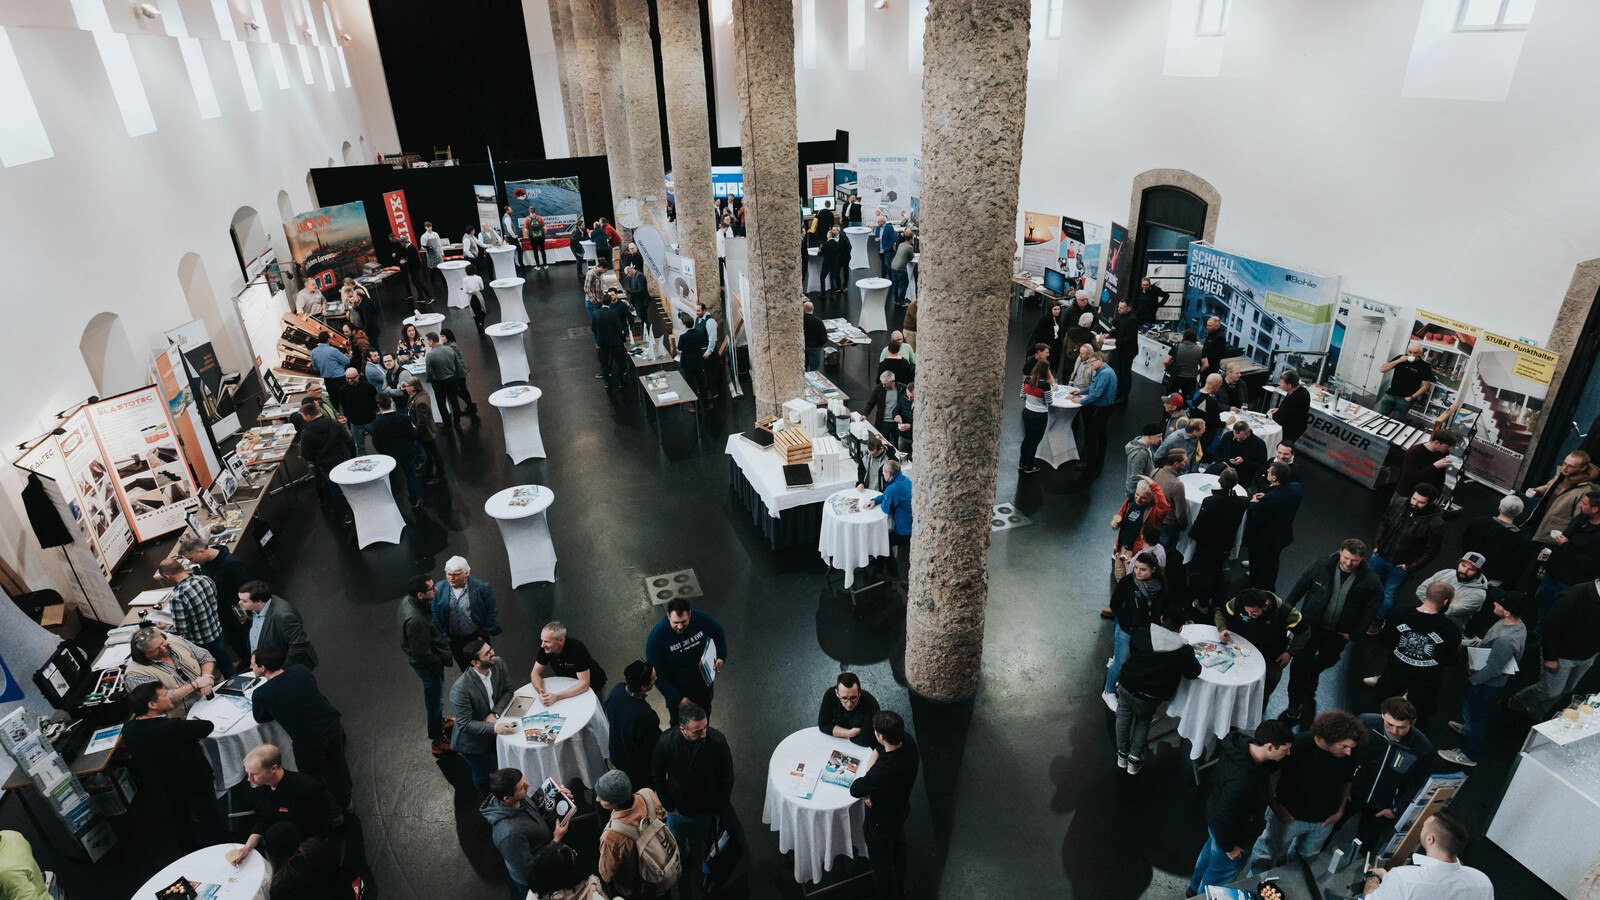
[9,258,1579,898]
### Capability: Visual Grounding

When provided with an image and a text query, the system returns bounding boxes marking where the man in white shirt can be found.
[296,276,325,317]
[462,264,487,332]
[1364,812,1493,899]
[461,225,485,274]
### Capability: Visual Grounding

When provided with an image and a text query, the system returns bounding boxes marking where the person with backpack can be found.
[597,770,680,899]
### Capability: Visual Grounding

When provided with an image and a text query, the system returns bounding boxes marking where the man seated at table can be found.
[124,628,217,719]
[229,744,341,866]
[532,620,607,703]
[1210,420,1267,489]
[122,682,225,853]
[1219,362,1248,410]
[249,645,353,813]
[452,638,518,797]
[605,661,663,793]
[1362,812,1493,899]
[1215,589,1303,704]
[817,672,881,749]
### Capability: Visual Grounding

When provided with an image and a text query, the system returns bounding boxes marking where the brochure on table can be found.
[0,707,115,860]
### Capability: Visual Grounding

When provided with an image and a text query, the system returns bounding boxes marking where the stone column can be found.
[732,0,805,415]
[904,0,1032,703]
[568,0,607,158]
[583,0,634,220]
[658,0,720,316]
[618,0,668,230]
[548,0,584,157]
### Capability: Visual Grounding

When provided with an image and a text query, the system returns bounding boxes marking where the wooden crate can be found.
[774,428,813,464]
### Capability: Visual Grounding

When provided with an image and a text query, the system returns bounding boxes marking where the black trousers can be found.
[431,378,461,423]
[601,344,628,386]
[1191,549,1229,611]
[865,819,908,900]
[404,264,430,301]
[1287,628,1348,708]
[167,783,227,853]
[296,727,354,810]
[469,291,486,328]
[1376,664,1443,725]
[529,237,547,266]
[323,377,345,411]
[417,436,444,478]
[1081,404,1113,475]
[1247,541,1283,593]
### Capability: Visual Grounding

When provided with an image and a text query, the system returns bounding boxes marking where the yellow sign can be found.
[1415,309,1482,337]
[1480,332,1559,385]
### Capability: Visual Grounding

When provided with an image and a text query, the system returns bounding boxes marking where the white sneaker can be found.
[1102,691,1119,712]
[1448,721,1465,735]
[1361,675,1380,688]
[1116,753,1129,770]
[1126,757,1143,775]
[1438,748,1477,767]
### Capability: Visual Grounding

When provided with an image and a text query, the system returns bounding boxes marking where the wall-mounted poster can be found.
[1080,221,1105,299]
[1461,333,1557,491]
[472,184,498,229]
[1409,309,1481,426]
[833,165,857,205]
[1020,211,1061,278]
[85,387,199,542]
[16,417,133,577]
[1101,222,1129,306]
[284,201,377,294]
[1183,243,1341,369]
[805,164,833,200]
[506,177,583,263]
[663,254,699,331]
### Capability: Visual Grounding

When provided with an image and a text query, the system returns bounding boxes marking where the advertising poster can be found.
[471,184,498,229]
[711,166,744,199]
[1326,294,1406,399]
[1409,310,1481,425]
[805,164,833,199]
[909,156,922,222]
[153,344,222,488]
[382,190,414,246]
[1183,243,1341,368]
[284,201,377,293]
[16,424,128,576]
[1057,217,1088,289]
[1462,333,1557,490]
[876,155,916,220]
[1020,211,1062,277]
[854,155,884,211]
[506,177,582,263]
[663,253,699,330]
[165,319,238,438]
[833,165,857,204]
[1080,221,1105,299]
[85,387,198,542]
[1101,222,1129,306]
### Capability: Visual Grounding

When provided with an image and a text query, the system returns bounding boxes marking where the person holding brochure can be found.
[1439,593,1526,767]
[848,710,920,900]
[450,639,517,797]
[532,621,606,703]
[817,672,881,749]
[481,767,561,899]
[645,598,727,725]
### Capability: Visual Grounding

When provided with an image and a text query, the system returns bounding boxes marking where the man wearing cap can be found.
[1439,593,1526,767]
[1160,393,1189,434]
[1416,553,1491,631]
[1124,424,1164,493]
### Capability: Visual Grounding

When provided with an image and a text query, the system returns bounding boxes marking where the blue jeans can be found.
[1533,575,1571,641]
[1104,624,1132,694]
[1370,553,1409,621]
[1377,394,1413,418]
[1247,814,1333,875]
[1190,829,1246,894]
[200,637,236,678]
[667,811,717,900]
[461,747,496,797]
[889,268,909,305]
[805,347,823,372]
[1460,680,1502,759]
[410,664,444,742]
[351,421,375,454]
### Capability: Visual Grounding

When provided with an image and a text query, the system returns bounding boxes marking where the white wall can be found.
[0,0,396,612]
[780,0,1600,350]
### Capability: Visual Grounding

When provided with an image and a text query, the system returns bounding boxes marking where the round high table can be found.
[806,246,822,292]
[488,386,546,463]
[495,676,609,788]
[761,728,873,884]
[487,244,517,281]
[579,239,598,267]
[328,455,405,547]
[1167,624,1267,760]
[401,360,445,425]
[131,843,269,900]
[1036,387,1083,468]
[843,226,872,269]
[1175,472,1248,560]
[484,485,557,585]
[818,487,890,589]
[187,693,296,797]
[491,277,528,324]
[402,310,445,334]
[856,278,892,333]
[485,321,531,384]
[438,259,471,309]
[1220,411,1284,458]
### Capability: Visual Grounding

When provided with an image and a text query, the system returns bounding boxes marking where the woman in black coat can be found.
[1029,299,1066,363]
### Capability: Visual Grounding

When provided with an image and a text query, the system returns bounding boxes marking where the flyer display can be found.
[86,386,200,542]
[663,253,699,327]
[1183,243,1341,368]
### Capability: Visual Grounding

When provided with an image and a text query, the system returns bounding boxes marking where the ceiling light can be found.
[304,27,314,40]
[874,0,889,8]
[135,2,162,18]
[245,19,261,31]
[340,32,353,43]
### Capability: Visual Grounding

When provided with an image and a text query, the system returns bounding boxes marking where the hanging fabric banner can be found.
[1182,243,1342,369]
[383,190,414,245]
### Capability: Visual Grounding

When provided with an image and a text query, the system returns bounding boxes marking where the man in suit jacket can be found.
[237,580,318,670]
[594,292,631,390]
[451,638,516,797]
[432,555,503,669]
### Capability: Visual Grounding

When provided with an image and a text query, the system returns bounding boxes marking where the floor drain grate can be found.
[990,504,1033,532]
[565,326,592,340]
[644,569,702,605]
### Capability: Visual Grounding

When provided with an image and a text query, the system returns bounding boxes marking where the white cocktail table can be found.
[489,385,546,463]
[1037,387,1083,468]
[843,227,871,270]
[438,259,471,309]
[856,278,892,333]
[495,677,608,786]
[328,455,405,547]
[486,321,532,384]
[818,488,890,589]
[762,728,874,884]
[491,277,528,324]
[484,485,558,586]
[131,843,269,900]
[487,244,517,281]
[807,246,822,292]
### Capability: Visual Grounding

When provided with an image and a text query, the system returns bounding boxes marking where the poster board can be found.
[1079,221,1105,300]
[152,344,222,490]
[663,254,700,330]
[1146,249,1189,322]
[1409,309,1481,425]
[711,166,744,199]
[284,201,377,295]
[1101,222,1129,306]
[1463,333,1558,491]
[85,386,200,542]
[506,177,583,263]
[805,164,834,200]
[1326,293,1407,400]
[382,190,415,246]
[165,318,239,440]
[471,184,498,229]
[1020,211,1061,277]
[16,419,133,578]
[231,280,291,376]
[854,155,917,220]
[1183,243,1341,367]
[1057,217,1088,291]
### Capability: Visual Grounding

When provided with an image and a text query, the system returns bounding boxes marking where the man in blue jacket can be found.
[867,459,913,582]
[875,213,897,277]
[432,555,503,670]
[645,598,728,725]
[308,331,350,410]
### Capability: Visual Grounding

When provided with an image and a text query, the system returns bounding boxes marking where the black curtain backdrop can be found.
[367,0,545,162]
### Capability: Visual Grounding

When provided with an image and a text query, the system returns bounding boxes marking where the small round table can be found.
[488,386,546,463]
[403,311,445,333]
[401,360,445,425]
[1220,411,1284,458]
[818,488,890,589]
[484,485,557,585]
[131,842,269,900]
[1037,387,1083,468]
[487,244,517,281]
[1168,624,1267,760]
[495,676,609,788]
[806,246,822,292]
[761,728,872,884]
[491,277,528,324]
[328,455,405,547]
[579,239,598,267]
[855,278,892,333]
[843,226,872,269]
[1175,472,1248,560]
[187,693,297,797]
[485,321,532,385]
[438,259,471,309]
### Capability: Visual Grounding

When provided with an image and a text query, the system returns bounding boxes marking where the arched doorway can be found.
[341,140,355,165]
[79,312,144,396]
[229,205,269,278]
[1120,169,1222,323]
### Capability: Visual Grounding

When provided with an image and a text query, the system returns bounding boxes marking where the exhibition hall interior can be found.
[2,0,1600,897]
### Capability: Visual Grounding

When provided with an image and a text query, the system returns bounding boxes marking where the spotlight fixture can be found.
[340,32,352,43]
[874,0,888,8]
[134,2,162,18]
[245,19,262,31]
[304,27,314,40]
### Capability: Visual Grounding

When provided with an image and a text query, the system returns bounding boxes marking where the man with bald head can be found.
[1199,315,1229,380]
[1377,341,1435,418]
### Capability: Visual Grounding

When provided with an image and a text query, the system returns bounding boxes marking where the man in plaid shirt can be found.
[157,559,236,677]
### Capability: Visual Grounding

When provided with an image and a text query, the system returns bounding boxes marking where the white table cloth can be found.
[401,360,445,425]
[188,692,297,797]
[1167,624,1266,760]
[495,677,610,789]
[484,485,557,585]
[579,239,598,266]
[487,244,517,281]
[725,434,856,516]
[491,277,529,324]
[818,488,890,588]
[403,311,445,333]
[489,385,546,463]
[328,455,405,547]
[1219,410,1283,459]
[486,321,532,384]
[806,246,822,292]
[1175,473,1248,560]
[906,254,918,301]
[1037,387,1083,468]
[438,259,471,309]
[761,728,873,884]
[856,277,891,333]
[843,227,872,269]
[131,843,269,900]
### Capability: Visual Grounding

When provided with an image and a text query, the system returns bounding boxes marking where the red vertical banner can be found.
[384,190,413,244]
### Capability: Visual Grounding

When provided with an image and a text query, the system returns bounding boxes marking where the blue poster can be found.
[1181,243,1341,369]
[0,653,24,704]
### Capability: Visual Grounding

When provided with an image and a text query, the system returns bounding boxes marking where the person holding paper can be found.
[1439,593,1527,767]
[481,767,560,898]
[645,599,727,725]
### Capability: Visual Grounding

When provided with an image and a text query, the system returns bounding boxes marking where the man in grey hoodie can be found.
[1439,593,1527,767]
[481,767,567,898]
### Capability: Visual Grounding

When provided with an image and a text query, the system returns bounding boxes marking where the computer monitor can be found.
[812,197,836,212]
[1043,267,1067,296]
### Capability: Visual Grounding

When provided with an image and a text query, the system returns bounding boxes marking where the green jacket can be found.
[398,596,450,670]
[0,831,49,900]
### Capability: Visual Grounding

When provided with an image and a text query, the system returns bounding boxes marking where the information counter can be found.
[1266,386,1428,489]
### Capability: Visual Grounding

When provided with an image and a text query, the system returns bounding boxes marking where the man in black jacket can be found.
[1510,579,1600,719]
[803,300,828,372]
[1216,588,1304,704]
[250,645,353,812]
[1111,299,1140,404]
[179,536,251,664]
[1212,421,1268,488]
[819,228,849,297]
[818,672,881,749]
[1365,581,1462,726]
[369,393,421,506]
[229,744,341,866]
[1531,488,1600,641]
[594,292,630,390]
[1187,720,1294,894]
[1458,494,1533,587]
[603,661,662,794]
[1116,605,1202,774]
[340,366,380,454]
[1199,315,1229,381]
[1132,276,1169,324]
[122,682,225,852]
[849,710,919,900]
[1370,483,1446,629]
[1268,369,1311,448]
[1190,467,1249,612]
[1348,698,1432,850]
[651,703,734,900]
[1282,539,1383,722]
[295,399,354,523]
[677,312,712,409]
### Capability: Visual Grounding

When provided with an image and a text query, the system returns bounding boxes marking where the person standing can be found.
[461,224,486,282]
[1267,369,1311,448]
[1164,329,1204,401]
[308,332,350,410]
[502,206,522,268]
[462,263,488,332]
[1376,341,1435,419]
[1458,494,1533,588]
[604,661,663,793]
[178,536,251,666]
[1215,588,1304,704]
[651,703,734,900]
[419,221,444,296]
[370,393,421,507]
[844,711,920,900]
[123,629,217,719]
[1187,720,1295,894]
[122,682,226,852]
[423,332,466,428]
[1391,430,1460,499]
[237,580,317,670]
[1244,462,1304,593]
[1110,299,1140,404]
[388,232,431,304]
[399,575,454,756]
[440,328,478,419]
[596,770,676,900]
[450,639,517,797]
[1529,489,1600,641]
[249,645,354,812]
[1103,549,1167,706]
[1363,812,1493,899]
[621,264,649,314]
[1018,362,1053,475]
[1072,352,1119,481]
[874,213,897,277]
[1349,698,1433,851]
[1527,450,1599,548]
[0,831,50,900]
[676,312,711,409]
[402,377,445,484]
[339,366,380,454]
[531,621,606,702]
[296,275,326,318]
[865,459,913,582]
[1369,484,1446,629]
[820,227,848,298]
[803,300,828,372]
[482,768,559,898]
[594,292,631,390]
[1198,316,1229,382]
[1281,540,1383,723]
[1132,276,1170,324]
[1245,712,1364,875]
[1439,593,1527,767]
[1420,553,1491,631]
[432,556,502,670]
[1189,467,1248,612]
[228,745,341,865]
[1509,577,1600,721]
[157,558,235,678]
[525,209,547,268]
[888,233,914,308]
[1115,605,1201,774]
[645,599,727,724]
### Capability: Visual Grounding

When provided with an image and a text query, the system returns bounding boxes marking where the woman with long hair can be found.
[396,322,426,362]
[1030,299,1065,364]
[1103,548,1168,704]
[1019,361,1054,474]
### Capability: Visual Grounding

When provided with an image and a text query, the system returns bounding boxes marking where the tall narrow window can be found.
[302,0,334,90]
[907,0,928,72]
[0,27,52,166]
[1456,0,1536,31]
[252,0,291,89]
[800,0,816,69]
[283,0,315,85]
[68,0,156,136]
[847,0,865,71]
[210,0,263,111]
[324,3,350,88]
[160,0,221,119]
[1046,0,1065,39]
[1196,0,1230,36]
